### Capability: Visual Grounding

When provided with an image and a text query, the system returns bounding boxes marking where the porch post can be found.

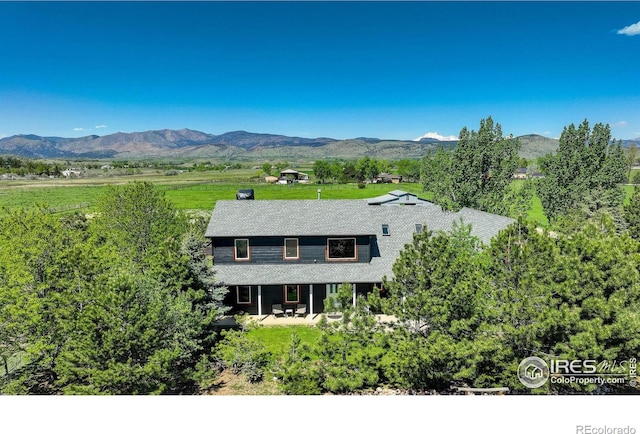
[257,285,262,318]
[352,283,356,308]
[309,284,314,320]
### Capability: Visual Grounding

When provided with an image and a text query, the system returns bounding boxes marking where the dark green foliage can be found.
[312,160,331,183]
[355,156,381,183]
[0,182,224,394]
[381,217,640,394]
[421,147,456,210]
[180,230,230,331]
[278,287,387,395]
[278,332,322,395]
[93,181,188,266]
[380,222,485,389]
[396,158,421,182]
[624,186,640,241]
[421,116,521,215]
[537,120,627,223]
[214,318,271,383]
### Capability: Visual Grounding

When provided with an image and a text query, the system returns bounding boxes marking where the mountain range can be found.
[1,128,636,161]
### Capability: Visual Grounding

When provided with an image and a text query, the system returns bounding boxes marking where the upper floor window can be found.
[382,224,390,236]
[415,224,423,234]
[284,238,299,260]
[234,239,250,261]
[327,238,357,261]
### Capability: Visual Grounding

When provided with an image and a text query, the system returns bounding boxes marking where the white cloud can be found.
[95,125,108,129]
[73,128,86,131]
[617,21,640,36]
[414,132,458,142]
[614,121,628,127]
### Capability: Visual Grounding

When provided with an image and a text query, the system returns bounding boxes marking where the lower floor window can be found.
[284,284,300,304]
[236,286,252,304]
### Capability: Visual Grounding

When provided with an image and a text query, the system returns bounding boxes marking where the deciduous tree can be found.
[537,120,627,222]
[421,116,521,215]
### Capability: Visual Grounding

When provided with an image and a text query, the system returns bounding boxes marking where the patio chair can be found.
[295,304,307,318]
[272,304,285,318]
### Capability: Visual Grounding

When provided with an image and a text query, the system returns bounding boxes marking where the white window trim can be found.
[234,238,250,261]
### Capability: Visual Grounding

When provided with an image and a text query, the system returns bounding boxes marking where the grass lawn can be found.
[247,325,322,361]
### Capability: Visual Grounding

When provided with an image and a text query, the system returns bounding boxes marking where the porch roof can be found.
[214,262,385,286]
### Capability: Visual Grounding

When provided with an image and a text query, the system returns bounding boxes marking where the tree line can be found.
[312,156,420,184]
[0,182,228,394]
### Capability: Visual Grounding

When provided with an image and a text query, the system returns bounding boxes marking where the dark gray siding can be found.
[313,284,328,314]
[212,236,371,264]
[224,285,259,315]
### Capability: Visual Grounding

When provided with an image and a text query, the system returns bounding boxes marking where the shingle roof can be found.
[206,192,515,286]
[206,200,376,237]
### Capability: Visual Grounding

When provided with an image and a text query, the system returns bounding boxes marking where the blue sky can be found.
[1,1,639,141]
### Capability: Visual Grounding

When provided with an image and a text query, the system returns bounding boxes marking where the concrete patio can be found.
[214,313,398,328]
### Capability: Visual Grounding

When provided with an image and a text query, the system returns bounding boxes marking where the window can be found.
[234,239,250,261]
[326,283,340,310]
[327,238,357,261]
[284,284,300,304]
[415,224,423,234]
[382,224,390,236]
[327,283,339,297]
[236,286,252,304]
[284,238,299,260]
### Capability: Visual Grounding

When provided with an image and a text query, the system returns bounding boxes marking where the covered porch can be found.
[224,282,381,318]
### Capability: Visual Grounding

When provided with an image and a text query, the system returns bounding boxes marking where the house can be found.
[205,190,514,318]
[512,168,528,179]
[62,168,82,178]
[277,169,310,184]
[375,172,403,184]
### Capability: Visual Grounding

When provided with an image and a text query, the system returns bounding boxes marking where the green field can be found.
[1,169,636,226]
[0,170,425,214]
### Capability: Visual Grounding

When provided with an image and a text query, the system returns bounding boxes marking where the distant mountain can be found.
[211,131,334,149]
[621,138,640,148]
[0,128,431,159]
[417,137,442,144]
[0,128,615,161]
[516,134,559,160]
